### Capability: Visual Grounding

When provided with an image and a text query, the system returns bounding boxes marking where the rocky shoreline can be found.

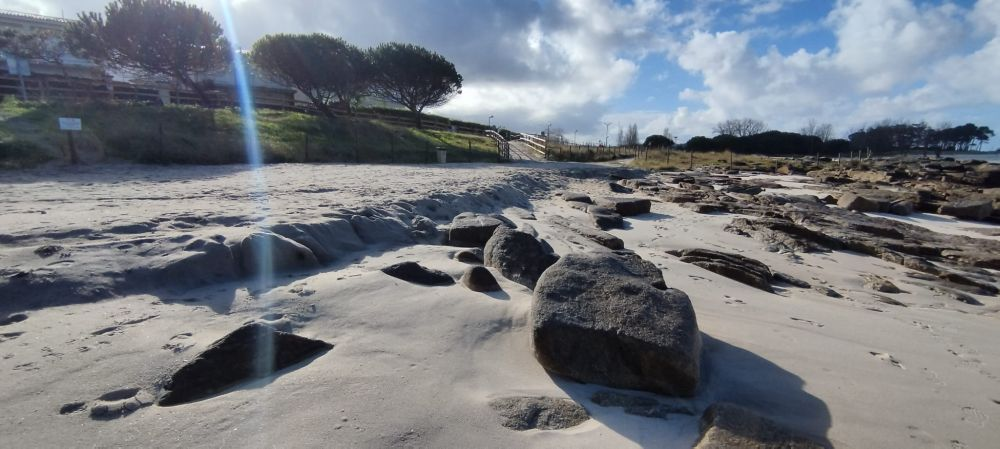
[1,160,998,448]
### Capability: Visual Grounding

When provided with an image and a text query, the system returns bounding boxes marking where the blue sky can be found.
[9,0,1000,145]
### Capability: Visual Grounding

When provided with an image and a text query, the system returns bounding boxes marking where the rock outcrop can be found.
[158,323,332,406]
[670,248,774,293]
[447,212,514,247]
[460,266,501,292]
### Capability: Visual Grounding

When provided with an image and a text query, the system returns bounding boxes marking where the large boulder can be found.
[594,197,652,216]
[238,231,321,276]
[532,251,701,396]
[484,227,558,289]
[447,212,514,247]
[938,200,993,221]
[694,403,828,449]
[158,323,332,406]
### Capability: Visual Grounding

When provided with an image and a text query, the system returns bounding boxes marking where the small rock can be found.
[33,245,64,258]
[812,285,842,298]
[460,266,501,292]
[837,193,880,212]
[381,262,455,286]
[594,197,651,216]
[489,397,589,431]
[694,402,827,449]
[608,182,634,194]
[862,274,901,293]
[453,248,484,264]
[561,192,592,204]
[773,272,811,288]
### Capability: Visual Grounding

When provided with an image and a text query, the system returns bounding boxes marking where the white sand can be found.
[1,163,998,448]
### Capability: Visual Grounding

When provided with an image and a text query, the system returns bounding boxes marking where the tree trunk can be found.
[180,74,213,107]
[413,107,423,129]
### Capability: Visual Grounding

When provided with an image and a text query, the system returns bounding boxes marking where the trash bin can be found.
[436,147,447,163]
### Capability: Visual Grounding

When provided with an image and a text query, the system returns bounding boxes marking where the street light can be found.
[488,115,494,128]
[573,130,578,145]
[602,121,612,147]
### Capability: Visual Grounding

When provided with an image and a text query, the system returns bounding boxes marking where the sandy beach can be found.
[1,161,999,448]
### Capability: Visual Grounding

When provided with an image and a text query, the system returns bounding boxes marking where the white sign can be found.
[58,117,82,131]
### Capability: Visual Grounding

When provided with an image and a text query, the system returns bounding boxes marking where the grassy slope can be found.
[0,100,501,167]
[631,149,783,171]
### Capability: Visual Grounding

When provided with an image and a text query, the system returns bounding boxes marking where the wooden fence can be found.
[485,130,510,161]
[0,72,488,135]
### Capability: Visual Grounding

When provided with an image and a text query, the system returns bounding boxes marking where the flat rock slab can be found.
[489,396,589,431]
[159,323,332,406]
[382,261,455,286]
[548,216,624,250]
[560,191,593,204]
[533,251,700,396]
[694,402,828,449]
[671,248,774,293]
[594,197,651,216]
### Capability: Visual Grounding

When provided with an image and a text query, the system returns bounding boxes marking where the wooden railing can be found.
[485,130,510,161]
[516,133,548,159]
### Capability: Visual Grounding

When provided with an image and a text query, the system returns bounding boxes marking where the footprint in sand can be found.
[960,406,988,427]
[87,388,155,420]
[0,331,24,343]
[162,332,194,353]
[870,351,905,369]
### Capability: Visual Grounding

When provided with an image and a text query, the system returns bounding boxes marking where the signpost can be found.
[59,117,82,164]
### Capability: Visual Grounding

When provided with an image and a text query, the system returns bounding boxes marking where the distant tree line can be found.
[1,0,462,127]
[848,121,994,157]
[675,116,994,157]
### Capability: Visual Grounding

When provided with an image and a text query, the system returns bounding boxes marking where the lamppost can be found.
[573,130,578,145]
[488,115,494,128]
[602,121,612,147]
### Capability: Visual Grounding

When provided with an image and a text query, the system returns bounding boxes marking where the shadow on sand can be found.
[549,332,833,448]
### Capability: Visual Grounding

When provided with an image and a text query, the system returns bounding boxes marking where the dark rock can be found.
[930,286,983,305]
[837,193,880,212]
[694,402,828,449]
[874,294,907,307]
[938,200,993,221]
[447,213,513,247]
[683,202,727,214]
[672,248,774,293]
[489,396,589,431]
[238,231,320,276]
[862,274,900,293]
[723,184,764,195]
[887,200,915,216]
[813,285,842,298]
[453,248,484,264]
[34,245,64,258]
[608,182,634,194]
[381,261,455,286]
[0,313,27,326]
[937,271,999,296]
[460,266,501,292]
[773,272,811,288]
[588,206,625,230]
[533,251,701,396]
[560,191,592,204]
[158,323,332,406]
[724,218,836,253]
[484,227,558,289]
[548,216,624,250]
[594,197,652,216]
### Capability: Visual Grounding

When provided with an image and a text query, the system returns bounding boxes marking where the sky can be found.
[4,0,1000,145]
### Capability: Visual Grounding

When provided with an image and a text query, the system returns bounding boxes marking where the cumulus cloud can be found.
[638,0,999,140]
[13,0,1000,142]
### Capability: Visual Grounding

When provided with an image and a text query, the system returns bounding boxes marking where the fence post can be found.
[303,132,310,162]
[689,150,694,170]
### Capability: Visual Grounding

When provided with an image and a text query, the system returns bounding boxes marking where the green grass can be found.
[0,99,502,168]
